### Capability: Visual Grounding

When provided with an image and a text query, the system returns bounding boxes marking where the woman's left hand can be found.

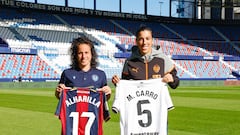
[99,86,112,100]
[100,86,111,95]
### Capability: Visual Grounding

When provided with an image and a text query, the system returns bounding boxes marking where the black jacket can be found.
[121,46,179,89]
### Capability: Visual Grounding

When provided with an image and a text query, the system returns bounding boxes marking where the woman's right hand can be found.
[55,83,66,99]
[112,75,120,85]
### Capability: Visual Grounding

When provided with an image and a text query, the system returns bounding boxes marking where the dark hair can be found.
[70,37,98,69]
[135,25,153,40]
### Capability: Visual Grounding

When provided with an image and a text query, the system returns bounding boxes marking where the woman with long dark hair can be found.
[55,36,111,99]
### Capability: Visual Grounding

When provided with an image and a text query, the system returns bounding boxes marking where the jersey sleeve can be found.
[59,70,66,84]
[55,89,65,117]
[111,82,121,113]
[102,92,111,121]
[164,86,175,110]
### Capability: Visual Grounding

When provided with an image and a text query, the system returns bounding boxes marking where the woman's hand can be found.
[112,75,120,85]
[100,86,111,95]
[55,83,66,99]
[99,85,112,100]
[162,73,174,83]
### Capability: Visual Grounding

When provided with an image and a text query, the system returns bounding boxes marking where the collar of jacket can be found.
[129,46,162,62]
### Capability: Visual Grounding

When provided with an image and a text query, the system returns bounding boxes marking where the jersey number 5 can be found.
[137,100,152,127]
[69,112,96,135]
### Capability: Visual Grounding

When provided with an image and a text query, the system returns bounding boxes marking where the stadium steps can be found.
[211,26,240,54]
[8,27,26,41]
[160,23,187,41]
[1,7,239,80]
[52,14,71,28]
[219,56,237,72]
[109,19,134,36]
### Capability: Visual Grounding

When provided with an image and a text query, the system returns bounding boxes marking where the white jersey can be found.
[112,79,174,135]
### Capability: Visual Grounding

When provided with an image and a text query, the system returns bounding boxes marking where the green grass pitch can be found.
[0,85,239,135]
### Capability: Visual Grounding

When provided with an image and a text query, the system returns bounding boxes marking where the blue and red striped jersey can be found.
[55,88,110,135]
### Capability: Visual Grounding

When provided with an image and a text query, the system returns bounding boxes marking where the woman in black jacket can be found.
[112,26,179,89]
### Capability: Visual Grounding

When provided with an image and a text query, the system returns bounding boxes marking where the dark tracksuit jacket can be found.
[121,46,179,89]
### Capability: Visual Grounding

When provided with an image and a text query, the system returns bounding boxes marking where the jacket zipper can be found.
[145,60,148,80]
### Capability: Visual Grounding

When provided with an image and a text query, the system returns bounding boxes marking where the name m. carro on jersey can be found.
[127,90,159,101]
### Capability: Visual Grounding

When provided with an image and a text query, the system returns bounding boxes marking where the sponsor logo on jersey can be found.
[131,67,139,73]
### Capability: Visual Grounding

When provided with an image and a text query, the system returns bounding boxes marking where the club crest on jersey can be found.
[152,64,161,78]
[153,64,160,73]
[92,74,99,82]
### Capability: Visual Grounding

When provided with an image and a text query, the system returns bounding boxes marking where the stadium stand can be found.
[0,6,239,82]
